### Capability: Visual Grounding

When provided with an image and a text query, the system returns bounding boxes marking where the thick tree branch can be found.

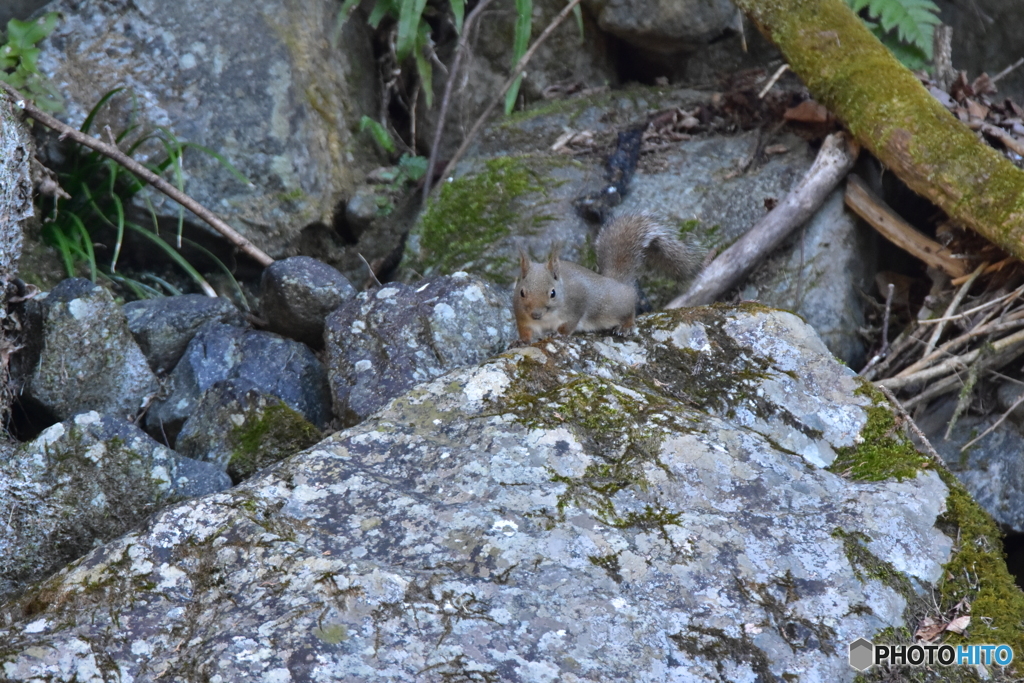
[732,0,1024,264]
[0,81,274,268]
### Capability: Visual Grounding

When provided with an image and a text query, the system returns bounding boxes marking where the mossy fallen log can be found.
[734,0,1024,262]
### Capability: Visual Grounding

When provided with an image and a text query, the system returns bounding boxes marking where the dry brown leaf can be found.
[946,615,971,634]
[915,618,945,643]
[783,99,831,123]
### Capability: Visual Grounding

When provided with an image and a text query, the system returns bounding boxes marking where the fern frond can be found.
[846,0,940,59]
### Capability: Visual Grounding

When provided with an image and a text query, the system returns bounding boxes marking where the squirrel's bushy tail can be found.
[596,212,702,283]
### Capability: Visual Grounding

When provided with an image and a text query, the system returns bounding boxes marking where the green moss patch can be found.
[228,401,322,482]
[935,477,1024,675]
[416,155,558,279]
[829,383,1024,677]
[827,383,929,481]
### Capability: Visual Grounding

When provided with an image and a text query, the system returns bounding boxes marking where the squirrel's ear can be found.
[544,248,561,278]
[518,248,530,277]
[547,244,562,277]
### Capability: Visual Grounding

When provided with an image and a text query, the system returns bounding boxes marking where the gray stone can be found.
[0,411,230,602]
[741,189,876,367]
[917,394,1024,532]
[23,278,158,420]
[146,322,331,442]
[124,294,247,373]
[324,273,516,426]
[343,184,385,238]
[0,0,49,27]
[260,255,356,348]
[0,97,31,287]
[584,0,740,53]
[33,0,379,259]
[406,86,814,302]
[0,307,958,682]
[175,378,321,482]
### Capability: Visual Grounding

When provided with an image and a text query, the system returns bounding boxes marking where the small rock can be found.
[324,273,516,426]
[23,278,158,421]
[0,411,230,602]
[344,185,387,239]
[124,294,247,373]
[146,323,332,443]
[175,378,322,483]
[260,256,356,348]
[918,394,1024,532]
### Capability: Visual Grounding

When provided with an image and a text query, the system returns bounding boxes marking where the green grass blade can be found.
[109,192,125,273]
[80,87,125,134]
[68,213,97,282]
[367,0,393,30]
[126,221,217,297]
[450,0,465,33]
[106,272,161,299]
[415,22,433,108]
[505,0,532,114]
[180,237,250,311]
[180,142,250,185]
[143,273,182,296]
[44,223,78,278]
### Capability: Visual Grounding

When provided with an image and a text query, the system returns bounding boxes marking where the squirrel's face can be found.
[513,258,563,342]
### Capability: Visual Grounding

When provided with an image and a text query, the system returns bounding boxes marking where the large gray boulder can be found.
[260,255,356,348]
[0,411,231,603]
[742,188,876,367]
[0,96,31,288]
[405,87,815,296]
[175,377,322,483]
[0,96,34,426]
[33,0,379,259]
[584,0,740,53]
[0,307,976,682]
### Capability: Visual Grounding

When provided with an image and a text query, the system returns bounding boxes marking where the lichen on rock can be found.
[0,306,986,682]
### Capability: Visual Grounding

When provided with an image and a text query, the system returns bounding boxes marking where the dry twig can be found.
[922,262,986,357]
[422,0,498,204]
[961,387,1024,452]
[668,132,858,308]
[877,385,944,466]
[0,81,274,268]
[844,175,967,279]
[436,0,586,188]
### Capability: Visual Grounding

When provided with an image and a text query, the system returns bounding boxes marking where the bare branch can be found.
[667,132,857,308]
[435,0,585,189]
[0,81,274,268]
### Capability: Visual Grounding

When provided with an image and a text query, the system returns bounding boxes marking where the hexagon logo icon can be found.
[849,638,874,671]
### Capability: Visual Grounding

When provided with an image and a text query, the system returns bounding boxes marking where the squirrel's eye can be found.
[549,288,556,299]
[519,288,525,298]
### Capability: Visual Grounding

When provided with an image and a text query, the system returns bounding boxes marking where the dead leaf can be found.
[783,99,831,123]
[915,618,945,643]
[967,99,990,120]
[946,615,971,634]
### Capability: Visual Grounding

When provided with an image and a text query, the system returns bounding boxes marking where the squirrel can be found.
[513,212,702,343]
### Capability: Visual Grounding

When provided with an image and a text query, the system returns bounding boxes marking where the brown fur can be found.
[513,213,701,343]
